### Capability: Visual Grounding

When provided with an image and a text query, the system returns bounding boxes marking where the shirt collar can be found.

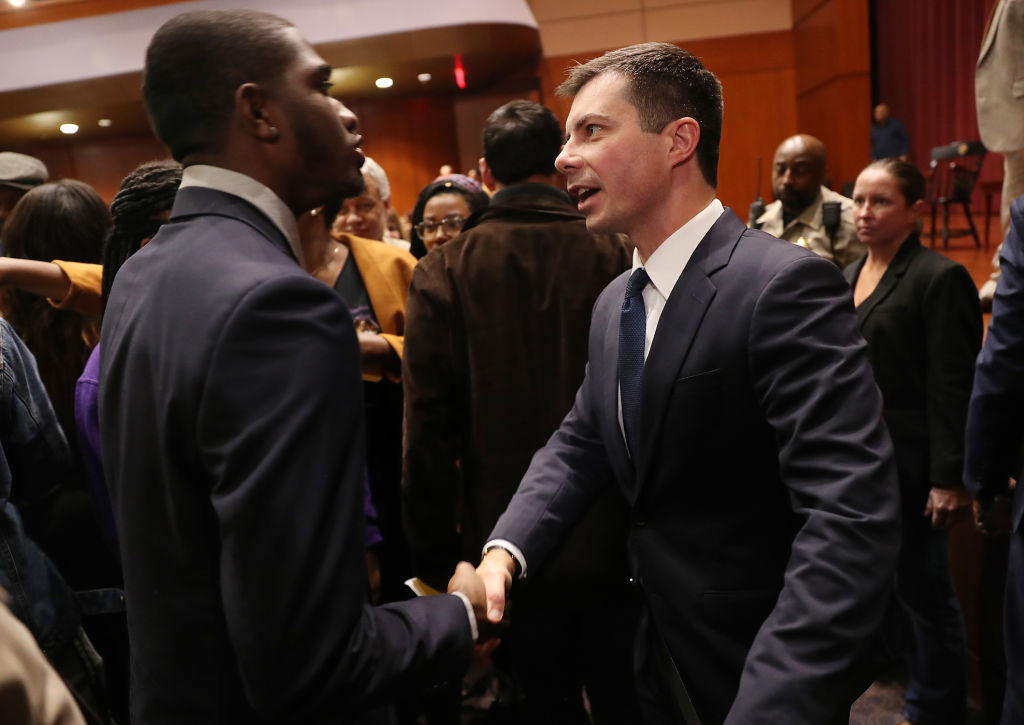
[632,198,724,299]
[178,165,304,266]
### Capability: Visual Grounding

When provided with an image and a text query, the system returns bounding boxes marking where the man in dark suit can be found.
[476,43,901,724]
[402,100,638,722]
[99,10,486,723]
[964,194,1024,724]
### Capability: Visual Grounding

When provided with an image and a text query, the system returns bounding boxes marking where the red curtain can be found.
[873,0,1002,190]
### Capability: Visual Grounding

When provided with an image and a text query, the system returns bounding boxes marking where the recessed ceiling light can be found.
[417,73,432,83]
[8,0,27,8]
[98,118,113,128]
[375,77,393,89]
[59,123,79,135]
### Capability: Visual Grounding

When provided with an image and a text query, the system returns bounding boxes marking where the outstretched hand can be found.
[447,561,503,652]
[924,486,973,530]
[476,548,515,624]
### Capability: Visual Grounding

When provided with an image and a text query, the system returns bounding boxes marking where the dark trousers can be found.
[1002,529,1024,725]
[500,588,641,725]
[895,514,967,725]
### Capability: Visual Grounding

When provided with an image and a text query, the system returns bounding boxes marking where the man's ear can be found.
[665,117,700,168]
[479,157,495,190]
[236,83,279,142]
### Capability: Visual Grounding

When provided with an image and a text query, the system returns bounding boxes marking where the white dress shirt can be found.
[617,198,725,442]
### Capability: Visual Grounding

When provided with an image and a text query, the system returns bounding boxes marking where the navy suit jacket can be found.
[490,208,900,724]
[100,186,472,724]
[964,194,1024,722]
[844,236,982,507]
[965,195,1024,526]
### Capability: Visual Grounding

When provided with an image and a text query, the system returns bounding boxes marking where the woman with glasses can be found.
[409,175,490,257]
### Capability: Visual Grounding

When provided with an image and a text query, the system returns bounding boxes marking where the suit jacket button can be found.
[629,576,641,587]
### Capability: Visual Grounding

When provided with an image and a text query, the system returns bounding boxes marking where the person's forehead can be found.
[424,193,468,213]
[855,168,892,189]
[774,143,816,166]
[360,175,382,201]
[281,27,329,73]
[567,72,633,123]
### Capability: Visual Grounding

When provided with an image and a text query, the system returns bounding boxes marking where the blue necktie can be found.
[619,267,650,457]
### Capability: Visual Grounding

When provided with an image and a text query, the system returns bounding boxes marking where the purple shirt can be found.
[74,344,381,552]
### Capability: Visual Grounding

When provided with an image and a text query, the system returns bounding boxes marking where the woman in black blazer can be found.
[844,158,982,725]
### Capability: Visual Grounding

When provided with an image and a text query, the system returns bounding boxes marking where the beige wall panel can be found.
[538,11,646,56]
[527,0,642,23]
[646,0,791,42]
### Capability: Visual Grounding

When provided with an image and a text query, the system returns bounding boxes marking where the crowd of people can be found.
[0,7,1021,725]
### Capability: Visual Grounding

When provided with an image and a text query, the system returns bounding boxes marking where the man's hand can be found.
[447,561,502,652]
[974,495,1014,536]
[924,486,973,529]
[357,332,400,377]
[476,548,515,625]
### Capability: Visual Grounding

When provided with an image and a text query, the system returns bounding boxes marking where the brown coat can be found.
[402,184,632,600]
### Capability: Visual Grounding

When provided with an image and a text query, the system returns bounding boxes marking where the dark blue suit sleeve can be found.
[197,275,471,719]
[728,254,900,723]
[487,358,612,575]
[965,196,1024,501]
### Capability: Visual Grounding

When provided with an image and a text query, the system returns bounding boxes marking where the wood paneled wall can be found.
[7,135,169,203]
[792,0,872,189]
[345,96,461,215]
[538,30,800,213]
[3,19,875,219]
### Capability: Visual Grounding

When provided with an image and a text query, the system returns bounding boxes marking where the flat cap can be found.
[0,152,48,191]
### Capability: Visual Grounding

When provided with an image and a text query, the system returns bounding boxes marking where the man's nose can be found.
[555,142,575,176]
[334,98,359,133]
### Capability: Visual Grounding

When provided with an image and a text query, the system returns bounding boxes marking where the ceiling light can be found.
[59,123,79,135]
[8,0,27,8]
[375,77,393,89]
[417,73,432,83]
[98,118,113,128]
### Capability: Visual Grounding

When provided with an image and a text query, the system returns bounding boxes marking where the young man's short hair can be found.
[143,10,296,161]
[557,42,723,188]
[482,100,562,186]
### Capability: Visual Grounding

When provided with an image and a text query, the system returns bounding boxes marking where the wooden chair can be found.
[926,140,986,249]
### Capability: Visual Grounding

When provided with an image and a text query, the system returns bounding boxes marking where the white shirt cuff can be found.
[450,592,478,642]
[482,539,527,579]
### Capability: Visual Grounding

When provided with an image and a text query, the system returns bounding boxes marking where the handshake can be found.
[445,548,518,649]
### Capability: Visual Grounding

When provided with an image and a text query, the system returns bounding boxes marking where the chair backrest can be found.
[928,140,986,203]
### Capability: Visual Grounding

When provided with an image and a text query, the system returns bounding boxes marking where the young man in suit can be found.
[99,10,487,723]
[477,43,901,724]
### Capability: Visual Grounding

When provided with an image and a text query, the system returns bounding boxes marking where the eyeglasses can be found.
[414,215,467,237]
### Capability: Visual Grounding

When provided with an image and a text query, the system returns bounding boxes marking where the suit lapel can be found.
[599,273,636,488]
[171,186,295,260]
[978,0,1005,65]
[855,237,919,326]
[633,210,743,483]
